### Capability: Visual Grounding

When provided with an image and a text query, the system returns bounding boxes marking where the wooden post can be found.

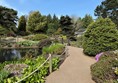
[65,44,68,57]
[49,54,52,73]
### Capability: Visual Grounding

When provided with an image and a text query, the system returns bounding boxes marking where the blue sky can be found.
[0,0,103,18]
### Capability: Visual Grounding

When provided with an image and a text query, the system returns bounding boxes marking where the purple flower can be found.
[95,52,103,62]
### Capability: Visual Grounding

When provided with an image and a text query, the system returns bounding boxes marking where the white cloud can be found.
[0,0,27,17]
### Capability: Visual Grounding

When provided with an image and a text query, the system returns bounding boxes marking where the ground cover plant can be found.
[91,51,118,83]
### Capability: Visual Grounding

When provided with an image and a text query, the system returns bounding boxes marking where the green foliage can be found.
[46,23,56,35]
[32,34,48,41]
[52,57,60,70]
[46,14,59,35]
[42,43,64,55]
[83,18,118,56]
[95,0,118,27]
[0,55,60,83]
[17,40,39,47]
[114,67,118,75]
[0,70,10,83]
[91,51,118,83]
[27,11,47,33]
[0,6,18,34]
[18,15,26,32]
[82,14,93,28]
[71,35,83,48]
[0,25,9,35]
[60,15,74,37]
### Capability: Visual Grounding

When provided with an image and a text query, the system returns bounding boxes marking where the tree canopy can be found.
[81,14,94,29]
[18,15,26,32]
[0,6,18,34]
[27,11,47,34]
[95,0,118,27]
[60,15,74,37]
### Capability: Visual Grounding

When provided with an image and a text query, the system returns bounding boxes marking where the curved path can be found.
[46,46,96,83]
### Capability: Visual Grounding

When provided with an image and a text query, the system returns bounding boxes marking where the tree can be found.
[46,14,60,35]
[83,18,118,56]
[0,26,8,35]
[18,15,26,32]
[95,0,118,27]
[27,11,47,34]
[60,15,74,37]
[47,14,52,23]
[46,23,56,35]
[81,14,93,28]
[0,6,18,34]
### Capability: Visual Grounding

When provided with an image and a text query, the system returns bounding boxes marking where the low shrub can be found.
[71,35,83,47]
[32,34,48,41]
[42,43,65,55]
[91,51,118,83]
[17,40,39,47]
[0,55,60,83]
[0,70,10,83]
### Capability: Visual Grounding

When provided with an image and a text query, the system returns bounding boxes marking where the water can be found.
[0,48,41,63]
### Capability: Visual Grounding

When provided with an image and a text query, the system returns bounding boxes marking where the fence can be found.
[16,45,68,83]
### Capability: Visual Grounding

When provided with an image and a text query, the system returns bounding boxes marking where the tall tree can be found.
[18,15,26,32]
[95,0,118,27]
[82,14,93,28]
[60,15,74,37]
[46,14,59,35]
[47,14,52,23]
[27,11,47,34]
[0,6,18,34]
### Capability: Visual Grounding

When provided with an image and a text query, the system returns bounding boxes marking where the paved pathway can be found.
[46,46,96,83]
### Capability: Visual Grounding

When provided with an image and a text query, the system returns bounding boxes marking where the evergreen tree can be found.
[27,11,47,34]
[0,6,18,34]
[95,0,118,27]
[18,15,26,32]
[82,14,93,28]
[60,15,74,37]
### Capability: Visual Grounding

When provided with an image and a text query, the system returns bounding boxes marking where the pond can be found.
[0,48,42,63]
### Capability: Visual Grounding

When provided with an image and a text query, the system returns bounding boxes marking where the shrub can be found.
[17,40,39,47]
[0,70,10,83]
[91,51,118,83]
[0,55,60,83]
[32,34,48,41]
[71,35,84,47]
[42,43,65,55]
[83,18,118,56]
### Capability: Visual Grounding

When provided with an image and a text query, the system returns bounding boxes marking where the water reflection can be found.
[0,48,40,63]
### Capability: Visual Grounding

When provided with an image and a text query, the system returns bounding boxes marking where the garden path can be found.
[46,46,96,83]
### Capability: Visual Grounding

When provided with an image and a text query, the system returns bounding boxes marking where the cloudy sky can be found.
[0,0,103,18]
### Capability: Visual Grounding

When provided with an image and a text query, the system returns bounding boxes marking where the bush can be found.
[71,35,83,47]
[91,51,118,83]
[0,55,60,83]
[42,43,65,55]
[83,18,118,56]
[0,70,10,83]
[17,40,39,47]
[32,34,48,41]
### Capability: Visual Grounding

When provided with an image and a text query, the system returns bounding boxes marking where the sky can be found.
[0,0,103,18]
